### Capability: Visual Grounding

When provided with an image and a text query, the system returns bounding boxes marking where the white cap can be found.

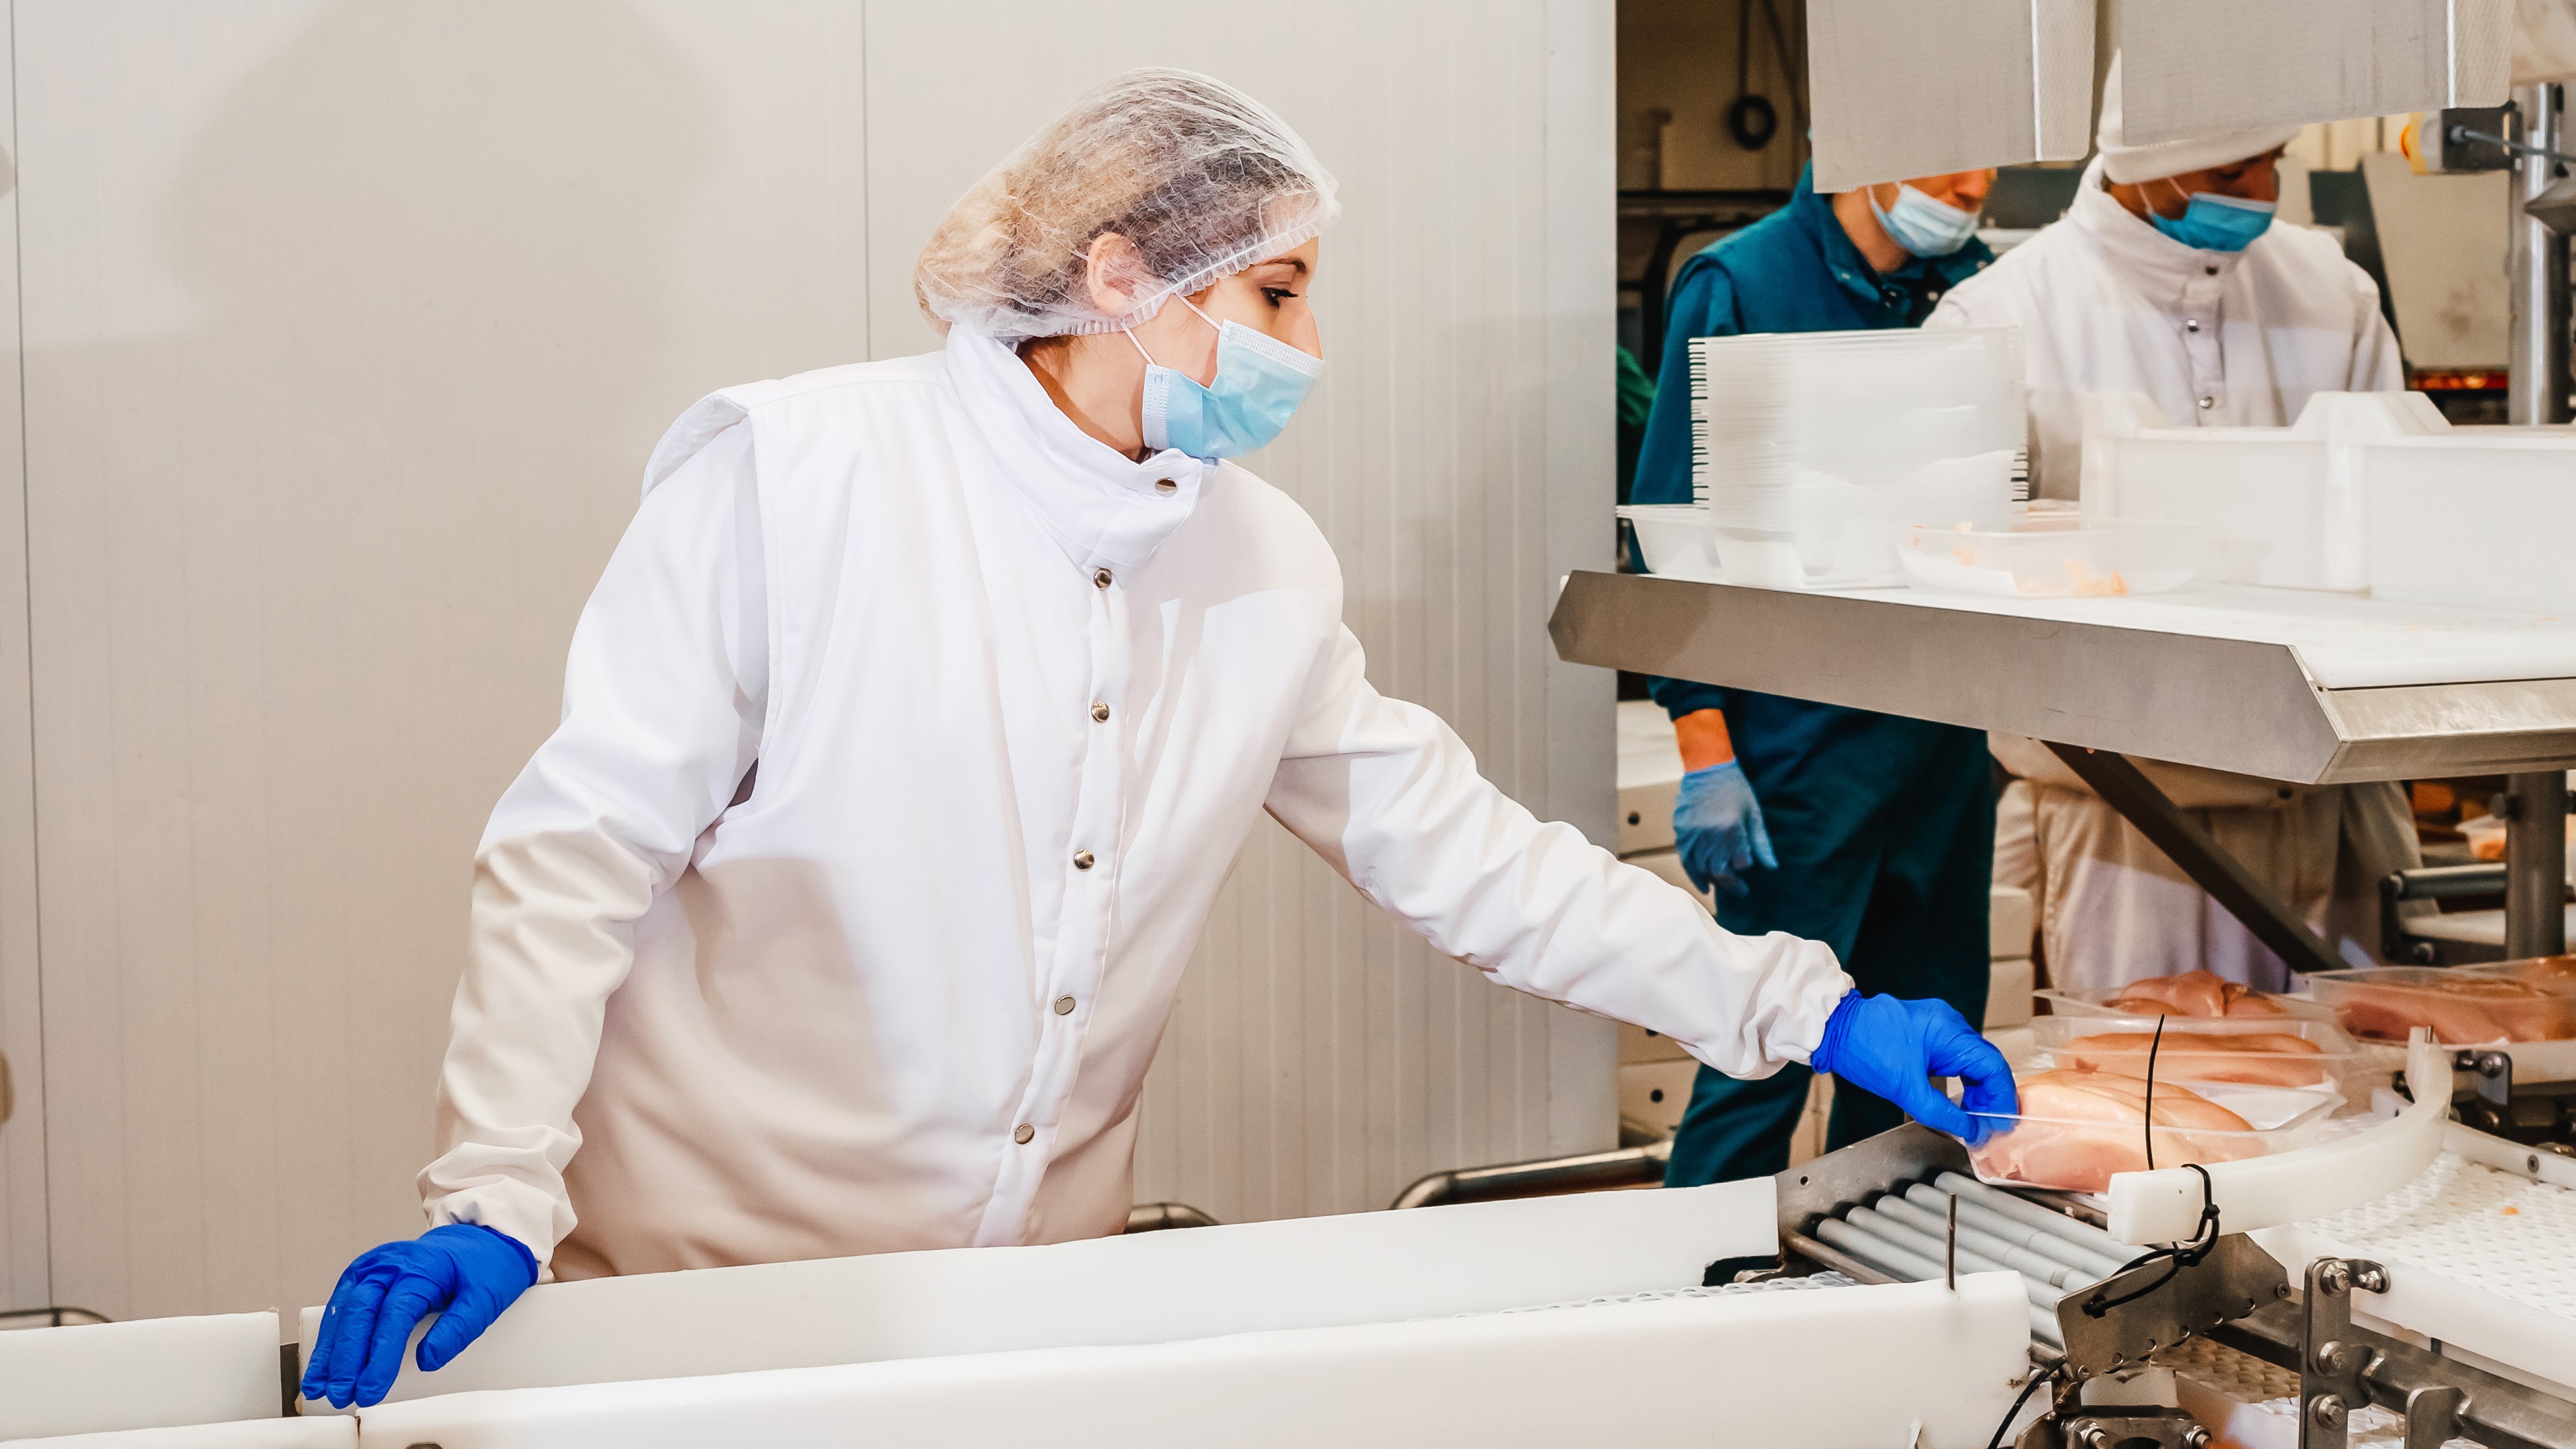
[2094,54,2301,185]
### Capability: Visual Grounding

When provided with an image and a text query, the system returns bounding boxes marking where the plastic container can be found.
[2367,427,2576,614]
[1616,505,1726,583]
[2304,965,2576,1046]
[2034,984,2336,1024]
[1964,1073,2339,1195]
[2029,1015,2366,1103]
[1896,517,2212,597]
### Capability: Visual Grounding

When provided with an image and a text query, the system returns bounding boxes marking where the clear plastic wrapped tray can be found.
[2029,1015,2365,1097]
[1896,518,2212,597]
[2034,983,2335,1023]
[1964,1070,2339,1194]
[2304,965,2576,1046]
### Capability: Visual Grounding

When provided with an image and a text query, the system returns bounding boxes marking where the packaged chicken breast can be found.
[1962,1065,2338,1195]
[2036,970,2334,1024]
[2305,965,2576,1046]
[2030,1014,2364,1097]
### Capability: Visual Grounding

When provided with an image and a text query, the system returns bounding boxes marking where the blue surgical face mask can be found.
[2148,183,2276,252]
[1869,182,1981,258]
[1127,297,1323,461]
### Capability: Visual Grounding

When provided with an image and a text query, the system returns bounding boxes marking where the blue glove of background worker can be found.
[1673,759,1776,896]
[1809,990,2018,1145]
[299,1223,537,1408]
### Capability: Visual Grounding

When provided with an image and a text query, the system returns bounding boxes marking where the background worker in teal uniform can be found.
[1634,163,2004,1185]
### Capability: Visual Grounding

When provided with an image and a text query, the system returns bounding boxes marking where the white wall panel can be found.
[858,0,1619,1223]
[13,0,868,1320]
[0,5,49,1315]
[12,0,1615,1319]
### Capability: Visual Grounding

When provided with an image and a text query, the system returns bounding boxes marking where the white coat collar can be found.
[943,325,1208,578]
[2068,154,2255,296]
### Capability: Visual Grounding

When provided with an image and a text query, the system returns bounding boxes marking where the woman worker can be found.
[300,69,2015,1408]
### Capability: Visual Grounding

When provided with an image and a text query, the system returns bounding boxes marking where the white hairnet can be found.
[915,68,1340,341]
[2094,54,2301,186]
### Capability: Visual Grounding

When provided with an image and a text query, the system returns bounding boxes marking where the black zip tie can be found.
[2081,1163,2220,1318]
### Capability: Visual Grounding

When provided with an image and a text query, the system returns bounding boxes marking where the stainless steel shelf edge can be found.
[1549,572,2576,784]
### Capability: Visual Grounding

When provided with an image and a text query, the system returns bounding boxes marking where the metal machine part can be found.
[2502,771,2572,959]
[1387,1139,1669,1210]
[1779,1130,2576,1449]
[2382,863,2508,966]
[2212,1263,2576,1449]
[2509,86,2572,430]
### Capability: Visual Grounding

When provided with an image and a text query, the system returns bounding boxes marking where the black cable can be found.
[2143,1014,2166,1170]
[1986,1359,2065,1449]
[2081,1163,2221,1318]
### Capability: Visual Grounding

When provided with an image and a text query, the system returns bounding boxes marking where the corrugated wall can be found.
[0,0,1615,1319]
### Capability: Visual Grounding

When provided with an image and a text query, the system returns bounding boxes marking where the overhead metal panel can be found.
[1808,0,2095,192]
[2120,0,2514,145]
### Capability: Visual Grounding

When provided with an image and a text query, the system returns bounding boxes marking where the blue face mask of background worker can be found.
[1127,295,1324,460]
[1868,182,1981,258]
[2149,181,2276,253]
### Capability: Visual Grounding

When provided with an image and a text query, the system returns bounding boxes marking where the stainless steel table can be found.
[1549,572,2576,966]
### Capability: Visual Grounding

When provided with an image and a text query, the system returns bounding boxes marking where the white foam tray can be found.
[6,1419,353,1448]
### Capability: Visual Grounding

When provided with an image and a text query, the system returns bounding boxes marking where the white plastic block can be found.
[1989,884,2035,964]
[2367,427,2576,615]
[2085,391,2447,591]
[1809,0,2093,191]
[0,1312,281,1441]
[7,1419,354,1448]
[1985,955,2035,1030]
[303,1178,1777,1408]
[350,1274,2033,1449]
[2121,0,2512,144]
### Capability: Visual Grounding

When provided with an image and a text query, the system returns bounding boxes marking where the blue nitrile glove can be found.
[1809,990,2019,1146]
[1674,761,1776,897]
[300,1223,538,1408]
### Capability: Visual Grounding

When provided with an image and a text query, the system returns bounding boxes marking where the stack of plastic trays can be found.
[1687,327,2027,577]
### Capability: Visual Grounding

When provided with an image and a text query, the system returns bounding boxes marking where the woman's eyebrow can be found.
[1254,257,1310,275]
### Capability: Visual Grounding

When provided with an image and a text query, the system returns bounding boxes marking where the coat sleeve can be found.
[417,423,768,1267]
[1263,624,1852,1077]
[2344,262,2405,391]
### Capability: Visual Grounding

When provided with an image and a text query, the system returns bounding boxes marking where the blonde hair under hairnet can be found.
[915,68,1340,341]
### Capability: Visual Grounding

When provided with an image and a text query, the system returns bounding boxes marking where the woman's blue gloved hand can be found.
[1809,990,2019,1145]
[1673,761,1776,898]
[299,1223,538,1408]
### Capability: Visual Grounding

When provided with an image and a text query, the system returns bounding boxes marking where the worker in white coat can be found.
[1927,55,2417,991]
[298,70,2013,1409]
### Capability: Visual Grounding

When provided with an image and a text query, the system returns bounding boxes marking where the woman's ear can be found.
[1083,232,1149,317]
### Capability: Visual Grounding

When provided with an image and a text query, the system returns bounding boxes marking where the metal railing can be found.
[1388,1140,1671,1211]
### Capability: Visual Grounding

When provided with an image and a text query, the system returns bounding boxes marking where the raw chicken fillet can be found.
[1968,1065,2262,1194]
[2057,1030,2327,1087]
[2101,970,2286,1018]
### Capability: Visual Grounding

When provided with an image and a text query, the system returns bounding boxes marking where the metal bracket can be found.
[2055,1235,2291,1381]
[2404,1385,2465,1449]
[2061,1407,2213,1448]
[2300,1257,2390,1449]
[2041,744,2348,976]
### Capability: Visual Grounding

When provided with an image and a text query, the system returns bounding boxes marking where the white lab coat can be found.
[420,325,1849,1279]
[1927,162,2413,990]
[1927,157,2400,501]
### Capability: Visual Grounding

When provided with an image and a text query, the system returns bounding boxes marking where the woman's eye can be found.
[1262,286,1298,306]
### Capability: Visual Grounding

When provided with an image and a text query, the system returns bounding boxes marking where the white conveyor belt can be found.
[349,1273,2033,1449]
[1796,583,2576,690]
[2253,1126,2576,1397]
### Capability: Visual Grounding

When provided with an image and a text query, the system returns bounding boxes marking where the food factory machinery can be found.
[1550,574,2576,992]
[7,1037,2571,1447]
